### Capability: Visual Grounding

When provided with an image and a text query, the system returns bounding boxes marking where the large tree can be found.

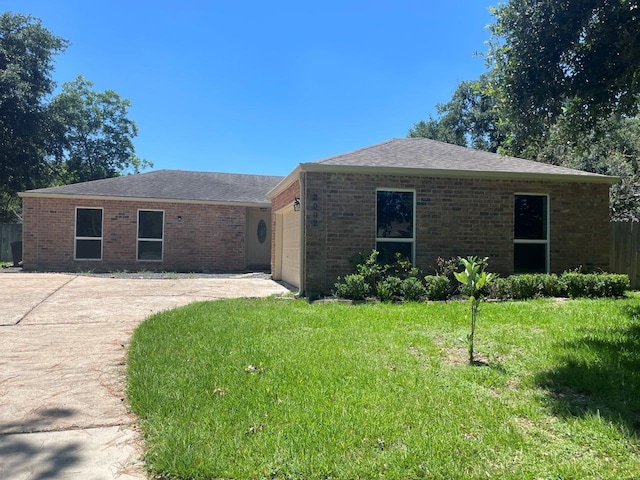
[408,75,504,152]
[50,76,150,183]
[0,12,150,221]
[487,0,640,154]
[0,13,68,221]
[409,1,640,220]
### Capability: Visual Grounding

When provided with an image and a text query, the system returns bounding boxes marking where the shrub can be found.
[539,273,566,297]
[376,276,403,302]
[508,274,541,300]
[354,250,387,291]
[424,275,450,301]
[388,253,420,280]
[434,256,462,296]
[334,274,370,301]
[400,277,426,301]
[486,276,511,300]
[561,272,630,298]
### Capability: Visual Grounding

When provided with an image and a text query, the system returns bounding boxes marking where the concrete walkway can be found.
[0,272,290,479]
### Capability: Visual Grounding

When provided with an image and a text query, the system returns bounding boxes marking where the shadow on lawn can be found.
[536,305,640,435]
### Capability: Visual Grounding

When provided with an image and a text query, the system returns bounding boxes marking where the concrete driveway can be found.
[0,272,290,479]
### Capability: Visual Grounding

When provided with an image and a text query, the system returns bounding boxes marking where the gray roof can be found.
[301,138,615,183]
[21,170,285,205]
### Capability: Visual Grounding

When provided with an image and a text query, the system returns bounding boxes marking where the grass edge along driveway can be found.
[127,295,640,479]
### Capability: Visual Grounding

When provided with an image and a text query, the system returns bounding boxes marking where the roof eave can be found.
[266,165,302,199]
[298,163,619,184]
[18,191,271,207]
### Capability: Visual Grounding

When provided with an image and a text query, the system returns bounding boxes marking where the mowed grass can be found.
[127,295,640,479]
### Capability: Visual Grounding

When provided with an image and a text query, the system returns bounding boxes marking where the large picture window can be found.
[138,210,164,261]
[75,208,103,260]
[514,194,549,273]
[376,190,415,265]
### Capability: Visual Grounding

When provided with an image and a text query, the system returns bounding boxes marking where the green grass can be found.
[127,295,640,479]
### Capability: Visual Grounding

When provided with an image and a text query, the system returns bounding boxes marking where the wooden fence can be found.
[0,223,22,263]
[610,222,640,290]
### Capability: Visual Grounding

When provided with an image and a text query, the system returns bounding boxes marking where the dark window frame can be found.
[514,194,549,273]
[375,189,415,264]
[74,207,103,261]
[137,209,164,262]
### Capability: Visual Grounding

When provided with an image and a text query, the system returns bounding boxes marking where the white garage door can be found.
[280,209,300,288]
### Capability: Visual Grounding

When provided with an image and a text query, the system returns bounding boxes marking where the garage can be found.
[276,207,301,288]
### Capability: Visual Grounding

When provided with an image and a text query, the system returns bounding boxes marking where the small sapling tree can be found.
[454,256,494,364]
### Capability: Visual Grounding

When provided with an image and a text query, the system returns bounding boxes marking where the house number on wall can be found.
[311,193,319,228]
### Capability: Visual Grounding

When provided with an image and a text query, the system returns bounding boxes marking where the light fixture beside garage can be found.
[293,197,301,212]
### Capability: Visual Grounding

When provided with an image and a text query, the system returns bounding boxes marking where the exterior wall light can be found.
[293,197,301,211]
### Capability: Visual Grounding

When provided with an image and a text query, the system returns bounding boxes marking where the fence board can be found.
[610,222,640,290]
[0,223,22,263]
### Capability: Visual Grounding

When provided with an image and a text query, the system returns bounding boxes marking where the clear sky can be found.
[4,1,495,177]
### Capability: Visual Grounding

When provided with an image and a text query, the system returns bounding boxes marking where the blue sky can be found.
[5,1,494,176]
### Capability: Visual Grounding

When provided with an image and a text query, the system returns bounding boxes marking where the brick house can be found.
[20,138,616,295]
[19,170,283,272]
[267,138,616,296]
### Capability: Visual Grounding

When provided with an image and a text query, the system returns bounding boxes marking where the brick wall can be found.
[302,172,611,295]
[21,196,250,272]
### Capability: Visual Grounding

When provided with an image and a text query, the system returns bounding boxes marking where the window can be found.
[514,194,549,273]
[75,208,103,260]
[376,190,415,265]
[137,210,164,261]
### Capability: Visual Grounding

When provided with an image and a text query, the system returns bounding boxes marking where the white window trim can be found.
[74,207,103,261]
[514,193,550,273]
[375,188,416,263]
[137,209,164,262]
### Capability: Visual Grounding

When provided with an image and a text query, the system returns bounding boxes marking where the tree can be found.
[487,0,640,154]
[0,13,68,221]
[539,115,640,221]
[50,76,150,183]
[408,76,504,152]
[454,256,494,365]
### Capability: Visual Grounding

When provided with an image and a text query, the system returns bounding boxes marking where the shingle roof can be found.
[302,137,615,182]
[21,170,285,205]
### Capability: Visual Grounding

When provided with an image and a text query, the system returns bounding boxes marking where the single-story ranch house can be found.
[20,138,617,296]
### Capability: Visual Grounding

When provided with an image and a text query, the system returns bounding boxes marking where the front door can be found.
[246,207,271,270]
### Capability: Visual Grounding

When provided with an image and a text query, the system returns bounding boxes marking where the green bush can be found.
[486,276,511,300]
[388,253,420,280]
[376,276,403,302]
[508,274,541,300]
[424,275,450,301]
[401,277,426,301]
[354,250,387,291]
[539,273,567,297]
[334,274,370,301]
[561,272,630,298]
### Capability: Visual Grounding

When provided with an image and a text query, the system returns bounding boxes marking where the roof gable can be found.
[21,170,284,205]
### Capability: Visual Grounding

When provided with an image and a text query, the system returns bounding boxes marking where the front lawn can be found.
[127,295,640,479]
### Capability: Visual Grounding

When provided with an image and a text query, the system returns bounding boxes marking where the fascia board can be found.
[18,192,270,208]
[298,163,619,185]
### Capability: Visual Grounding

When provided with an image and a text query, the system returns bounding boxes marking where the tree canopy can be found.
[409,0,640,221]
[0,13,68,220]
[0,12,149,222]
[488,0,640,151]
[50,76,150,184]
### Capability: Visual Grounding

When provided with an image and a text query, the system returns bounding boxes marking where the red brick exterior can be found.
[21,196,250,272]
[298,172,611,296]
